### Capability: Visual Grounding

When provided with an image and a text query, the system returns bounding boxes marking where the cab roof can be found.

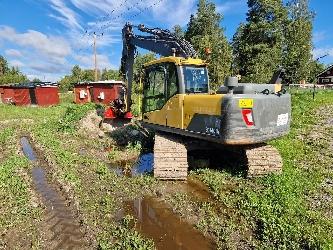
[143,56,206,67]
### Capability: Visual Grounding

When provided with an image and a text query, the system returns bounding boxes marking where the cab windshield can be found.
[183,66,209,93]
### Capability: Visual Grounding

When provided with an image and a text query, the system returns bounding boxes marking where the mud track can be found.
[21,137,90,250]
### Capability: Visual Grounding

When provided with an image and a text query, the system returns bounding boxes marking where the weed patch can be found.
[58,103,97,132]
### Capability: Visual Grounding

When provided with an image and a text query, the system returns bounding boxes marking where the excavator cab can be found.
[142,57,212,128]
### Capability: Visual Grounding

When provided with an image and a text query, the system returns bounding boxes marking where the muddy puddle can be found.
[20,137,88,249]
[178,177,213,202]
[111,152,218,249]
[109,153,154,177]
[118,196,216,250]
[110,153,213,201]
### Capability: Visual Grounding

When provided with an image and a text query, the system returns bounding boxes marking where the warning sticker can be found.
[239,99,254,108]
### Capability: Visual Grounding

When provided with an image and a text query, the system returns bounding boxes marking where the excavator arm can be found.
[120,23,197,111]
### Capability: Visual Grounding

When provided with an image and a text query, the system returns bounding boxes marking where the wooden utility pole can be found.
[93,32,98,81]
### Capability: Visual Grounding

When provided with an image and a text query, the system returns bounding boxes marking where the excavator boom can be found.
[120,23,197,110]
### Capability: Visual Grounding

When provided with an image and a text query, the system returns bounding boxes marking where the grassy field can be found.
[0,90,332,249]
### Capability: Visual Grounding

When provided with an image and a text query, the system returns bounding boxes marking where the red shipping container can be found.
[74,81,124,105]
[0,82,59,106]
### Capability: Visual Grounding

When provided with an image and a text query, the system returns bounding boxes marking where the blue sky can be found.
[0,0,332,81]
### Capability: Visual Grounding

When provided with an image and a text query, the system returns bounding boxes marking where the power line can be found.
[72,0,165,69]
[88,0,145,34]
[93,0,130,27]
[84,0,133,35]
[89,0,164,34]
[127,0,164,20]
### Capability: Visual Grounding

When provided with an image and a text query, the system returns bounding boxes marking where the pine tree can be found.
[233,0,287,83]
[172,25,184,38]
[185,0,232,89]
[283,0,314,84]
[0,55,9,75]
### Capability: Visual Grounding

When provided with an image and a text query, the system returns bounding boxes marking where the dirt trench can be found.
[20,137,92,249]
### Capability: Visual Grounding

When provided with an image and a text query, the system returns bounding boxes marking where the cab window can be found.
[184,66,209,93]
[143,65,166,112]
[166,63,179,98]
[143,63,179,113]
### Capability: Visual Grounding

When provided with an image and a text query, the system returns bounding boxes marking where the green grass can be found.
[1,90,333,249]
[194,90,333,249]
[57,102,97,132]
[0,127,41,248]
[25,94,156,248]
[0,94,156,248]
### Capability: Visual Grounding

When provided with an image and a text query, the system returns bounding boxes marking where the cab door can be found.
[165,63,183,129]
[142,64,167,126]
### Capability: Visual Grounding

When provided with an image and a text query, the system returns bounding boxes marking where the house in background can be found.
[317,65,333,85]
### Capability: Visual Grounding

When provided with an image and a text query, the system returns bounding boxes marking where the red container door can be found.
[14,88,31,106]
[35,87,60,106]
[92,85,114,105]
[2,88,15,104]
[74,86,91,104]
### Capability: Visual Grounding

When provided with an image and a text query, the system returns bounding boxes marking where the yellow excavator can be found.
[119,23,291,180]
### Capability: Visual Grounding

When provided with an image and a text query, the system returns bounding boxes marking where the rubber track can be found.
[154,132,188,180]
[245,144,283,177]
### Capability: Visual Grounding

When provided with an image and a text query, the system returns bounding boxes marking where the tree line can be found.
[58,53,156,91]
[0,55,28,85]
[1,0,326,90]
[58,65,120,91]
[181,0,324,89]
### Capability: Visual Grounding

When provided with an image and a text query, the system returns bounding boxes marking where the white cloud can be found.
[0,26,73,81]
[0,26,71,58]
[216,0,247,15]
[150,0,196,26]
[313,31,326,43]
[70,0,117,15]
[9,59,24,68]
[69,0,195,29]
[312,47,333,60]
[73,53,117,69]
[5,49,23,57]
[30,61,68,73]
[49,0,83,31]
